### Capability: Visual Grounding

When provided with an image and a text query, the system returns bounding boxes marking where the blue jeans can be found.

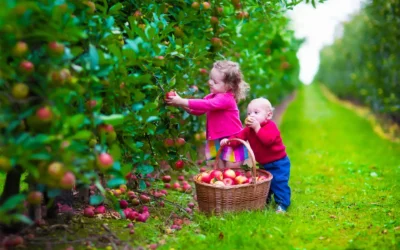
[262,156,291,210]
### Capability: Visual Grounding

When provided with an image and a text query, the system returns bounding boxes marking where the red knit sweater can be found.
[229,120,287,165]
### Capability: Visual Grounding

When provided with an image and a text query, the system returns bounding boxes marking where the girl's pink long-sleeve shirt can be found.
[187,92,243,140]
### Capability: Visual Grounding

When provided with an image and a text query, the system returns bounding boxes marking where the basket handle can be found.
[213,138,257,184]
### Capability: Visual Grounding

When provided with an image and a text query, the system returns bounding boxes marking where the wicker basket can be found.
[193,138,273,215]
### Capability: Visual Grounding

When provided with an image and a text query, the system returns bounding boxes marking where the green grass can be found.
[2,84,399,249]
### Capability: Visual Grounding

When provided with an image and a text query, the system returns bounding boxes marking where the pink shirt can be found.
[187,92,243,140]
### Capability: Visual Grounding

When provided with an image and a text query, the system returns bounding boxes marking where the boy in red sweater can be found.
[221,98,291,213]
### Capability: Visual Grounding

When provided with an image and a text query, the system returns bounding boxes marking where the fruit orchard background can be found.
[0,0,301,225]
[316,0,400,123]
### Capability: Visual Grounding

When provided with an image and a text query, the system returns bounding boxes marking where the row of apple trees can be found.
[0,0,301,225]
[316,0,400,123]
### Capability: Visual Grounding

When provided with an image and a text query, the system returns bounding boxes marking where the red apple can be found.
[182,183,192,192]
[164,138,174,147]
[48,41,65,56]
[119,200,129,209]
[210,16,219,25]
[245,171,252,178]
[162,175,171,183]
[214,181,225,187]
[2,235,24,248]
[27,191,43,205]
[12,41,28,57]
[178,175,185,181]
[97,153,113,170]
[98,124,114,133]
[164,183,171,189]
[19,60,34,74]
[86,100,97,110]
[234,175,248,185]
[211,37,222,47]
[131,198,140,206]
[11,83,29,99]
[191,2,200,9]
[95,205,106,214]
[48,162,64,178]
[202,2,211,9]
[84,207,95,217]
[223,178,233,186]
[257,176,268,182]
[172,182,181,190]
[210,170,223,181]
[175,138,186,147]
[188,202,195,208]
[199,172,212,183]
[165,91,176,99]
[60,172,75,189]
[36,106,52,121]
[223,169,236,179]
[139,194,150,203]
[199,68,208,75]
[160,189,168,195]
[175,160,184,170]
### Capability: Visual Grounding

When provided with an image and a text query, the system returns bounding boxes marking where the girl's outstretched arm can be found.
[182,107,206,116]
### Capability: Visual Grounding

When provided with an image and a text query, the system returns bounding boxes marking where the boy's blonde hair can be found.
[250,98,275,117]
[213,60,250,102]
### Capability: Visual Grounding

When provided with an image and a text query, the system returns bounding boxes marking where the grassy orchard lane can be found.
[160,84,400,249]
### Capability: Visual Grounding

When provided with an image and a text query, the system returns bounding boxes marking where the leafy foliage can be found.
[316,0,400,122]
[0,0,301,224]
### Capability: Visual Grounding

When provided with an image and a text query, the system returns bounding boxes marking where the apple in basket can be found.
[234,170,242,177]
[223,178,234,186]
[257,176,268,182]
[210,170,223,181]
[214,181,225,187]
[234,175,248,185]
[199,172,212,183]
[223,169,236,180]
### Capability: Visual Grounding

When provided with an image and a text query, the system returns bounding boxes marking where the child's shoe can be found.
[275,205,286,214]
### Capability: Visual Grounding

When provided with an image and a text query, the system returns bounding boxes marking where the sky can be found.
[287,0,367,84]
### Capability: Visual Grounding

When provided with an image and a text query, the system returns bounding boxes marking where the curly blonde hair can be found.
[212,60,250,102]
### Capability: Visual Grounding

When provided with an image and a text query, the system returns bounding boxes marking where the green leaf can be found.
[146,116,159,123]
[95,181,106,194]
[70,130,92,140]
[132,103,144,111]
[0,194,25,212]
[110,145,122,161]
[111,161,121,171]
[139,180,146,190]
[30,153,51,160]
[136,164,154,175]
[89,195,104,206]
[107,178,125,188]
[69,114,86,130]
[109,3,123,14]
[12,214,33,225]
[89,44,99,71]
[99,114,125,126]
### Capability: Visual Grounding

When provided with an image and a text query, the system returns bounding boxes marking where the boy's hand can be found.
[246,117,261,132]
[220,138,229,146]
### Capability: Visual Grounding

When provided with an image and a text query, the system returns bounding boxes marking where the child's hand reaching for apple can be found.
[165,92,186,107]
